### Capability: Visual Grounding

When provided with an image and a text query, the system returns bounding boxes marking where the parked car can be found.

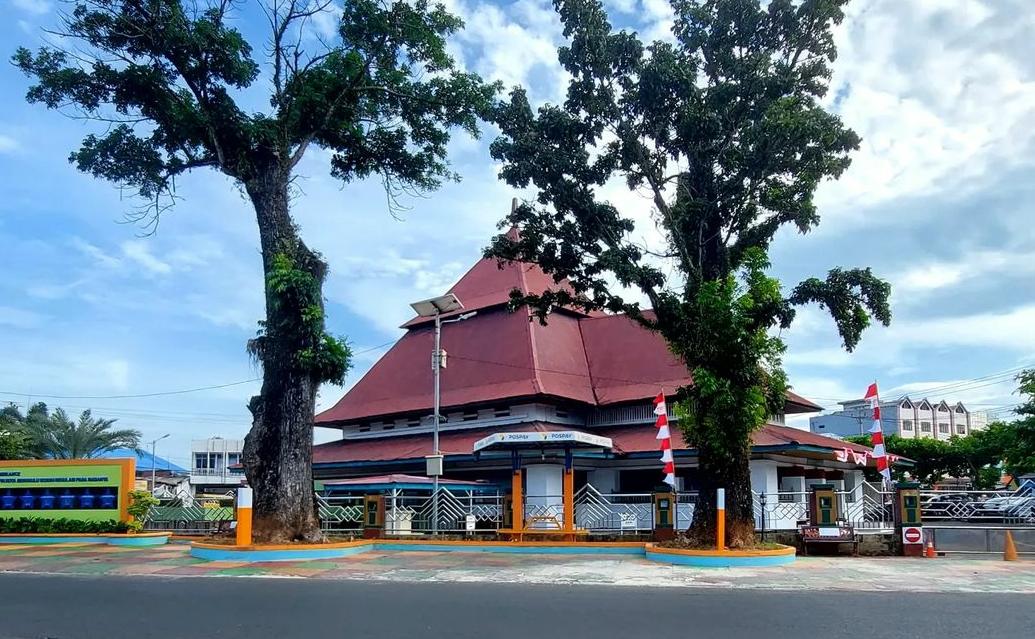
[921,493,979,521]
[968,496,1035,522]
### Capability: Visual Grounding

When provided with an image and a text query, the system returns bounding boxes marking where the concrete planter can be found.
[644,543,796,567]
[103,532,170,546]
[0,532,169,546]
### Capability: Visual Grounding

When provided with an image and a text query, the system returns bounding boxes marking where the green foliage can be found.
[0,517,130,534]
[249,253,352,385]
[485,0,890,525]
[0,406,28,459]
[126,489,160,532]
[15,407,141,460]
[13,0,498,213]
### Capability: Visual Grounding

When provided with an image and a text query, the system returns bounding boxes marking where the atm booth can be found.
[472,430,613,541]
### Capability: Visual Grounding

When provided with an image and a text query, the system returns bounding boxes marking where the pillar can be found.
[525,464,564,529]
[511,468,523,531]
[562,450,574,532]
[749,460,779,530]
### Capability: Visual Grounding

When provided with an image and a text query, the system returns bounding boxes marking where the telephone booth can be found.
[808,483,839,526]
[653,490,676,541]
[363,494,385,539]
[895,482,923,556]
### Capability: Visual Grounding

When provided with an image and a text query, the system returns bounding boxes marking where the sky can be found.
[2,0,1034,469]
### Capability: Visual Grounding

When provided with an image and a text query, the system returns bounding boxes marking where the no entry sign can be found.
[902,526,923,544]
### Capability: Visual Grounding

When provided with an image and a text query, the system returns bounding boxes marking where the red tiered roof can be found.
[316,244,823,426]
[312,421,869,465]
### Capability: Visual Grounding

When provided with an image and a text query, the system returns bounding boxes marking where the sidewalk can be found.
[0,542,1031,592]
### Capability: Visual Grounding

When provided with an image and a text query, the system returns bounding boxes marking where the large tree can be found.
[15,0,495,541]
[488,0,890,546]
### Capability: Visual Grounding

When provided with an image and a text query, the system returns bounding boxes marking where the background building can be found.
[189,437,245,494]
[810,397,988,440]
[313,232,881,529]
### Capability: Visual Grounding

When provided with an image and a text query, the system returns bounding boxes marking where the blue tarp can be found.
[99,448,186,473]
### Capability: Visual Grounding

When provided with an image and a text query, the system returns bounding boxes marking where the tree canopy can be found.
[1,403,142,459]
[486,0,889,545]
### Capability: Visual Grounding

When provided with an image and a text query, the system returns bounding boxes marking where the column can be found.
[525,464,564,529]
[511,468,523,531]
[749,460,779,530]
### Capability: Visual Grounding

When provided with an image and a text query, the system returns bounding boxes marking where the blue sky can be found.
[2,0,1034,468]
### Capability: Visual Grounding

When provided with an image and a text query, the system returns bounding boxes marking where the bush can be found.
[0,517,130,534]
[126,490,160,532]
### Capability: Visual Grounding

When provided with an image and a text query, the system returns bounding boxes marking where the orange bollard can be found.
[716,488,726,551]
[236,487,253,547]
[1004,531,1018,562]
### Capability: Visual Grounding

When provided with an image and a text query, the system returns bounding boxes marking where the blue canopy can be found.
[100,448,187,473]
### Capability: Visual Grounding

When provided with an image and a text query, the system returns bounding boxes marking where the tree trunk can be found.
[241,164,324,544]
[686,434,756,548]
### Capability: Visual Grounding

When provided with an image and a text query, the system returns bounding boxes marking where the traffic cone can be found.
[925,541,936,558]
[1004,531,1018,562]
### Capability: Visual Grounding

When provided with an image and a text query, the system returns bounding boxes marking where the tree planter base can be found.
[0,533,169,546]
[644,543,796,567]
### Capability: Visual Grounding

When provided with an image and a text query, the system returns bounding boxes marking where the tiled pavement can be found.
[0,542,1032,592]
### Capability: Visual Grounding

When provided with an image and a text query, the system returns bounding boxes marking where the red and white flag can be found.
[654,392,676,487]
[864,382,892,483]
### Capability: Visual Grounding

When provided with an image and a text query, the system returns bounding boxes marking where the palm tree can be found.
[20,408,142,459]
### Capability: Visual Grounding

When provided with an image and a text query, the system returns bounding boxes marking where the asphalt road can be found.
[0,573,1031,639]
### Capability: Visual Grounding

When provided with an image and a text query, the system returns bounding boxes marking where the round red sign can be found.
[903,527,922,544]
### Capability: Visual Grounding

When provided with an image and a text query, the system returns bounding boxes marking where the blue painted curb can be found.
[190,544,373,562]
[0,536,101,545]
[645,549,796,568]
[105,535,170,547]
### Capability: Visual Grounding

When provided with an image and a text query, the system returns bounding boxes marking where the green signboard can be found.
[0,459,134,522]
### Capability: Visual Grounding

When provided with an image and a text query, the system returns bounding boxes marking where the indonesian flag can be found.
[655,392,676,487]
[864,383,892,483]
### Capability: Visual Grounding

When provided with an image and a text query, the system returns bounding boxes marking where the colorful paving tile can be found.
[0,542,1032,592]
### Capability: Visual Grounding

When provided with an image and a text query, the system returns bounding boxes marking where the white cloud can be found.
[893,248,1035,295]
[309,1,343,41]
[10,0,49,15]
[0,306,46,329]
[0,135,20,153]
[786,304,1035,372]
[72,237,121,268]
[120,240,172,275]
[815,0,1035,231]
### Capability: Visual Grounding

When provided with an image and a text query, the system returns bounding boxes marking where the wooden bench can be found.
[497,527,589,542]
[798,523,859,556]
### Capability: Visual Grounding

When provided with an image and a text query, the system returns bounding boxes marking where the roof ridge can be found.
[518,261,545,395]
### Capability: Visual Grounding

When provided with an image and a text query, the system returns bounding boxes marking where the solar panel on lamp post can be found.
[409,293,476,535]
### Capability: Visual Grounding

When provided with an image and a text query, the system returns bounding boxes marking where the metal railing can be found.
[920,484,1035,525]
[144,491,236,533]
[316,494,364,534]
[383,490,505,535]
[753,484,895,531]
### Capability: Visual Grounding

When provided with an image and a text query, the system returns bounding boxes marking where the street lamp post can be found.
[410,293,476,535]
[149,434,170,494]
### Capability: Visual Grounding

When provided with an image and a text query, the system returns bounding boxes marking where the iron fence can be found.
[753,484,895,531]
[144,491,235,534]
[920,484,1035,526]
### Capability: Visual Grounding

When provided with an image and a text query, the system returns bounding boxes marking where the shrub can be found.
[126,490,160,532]
[0,517,130,534]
